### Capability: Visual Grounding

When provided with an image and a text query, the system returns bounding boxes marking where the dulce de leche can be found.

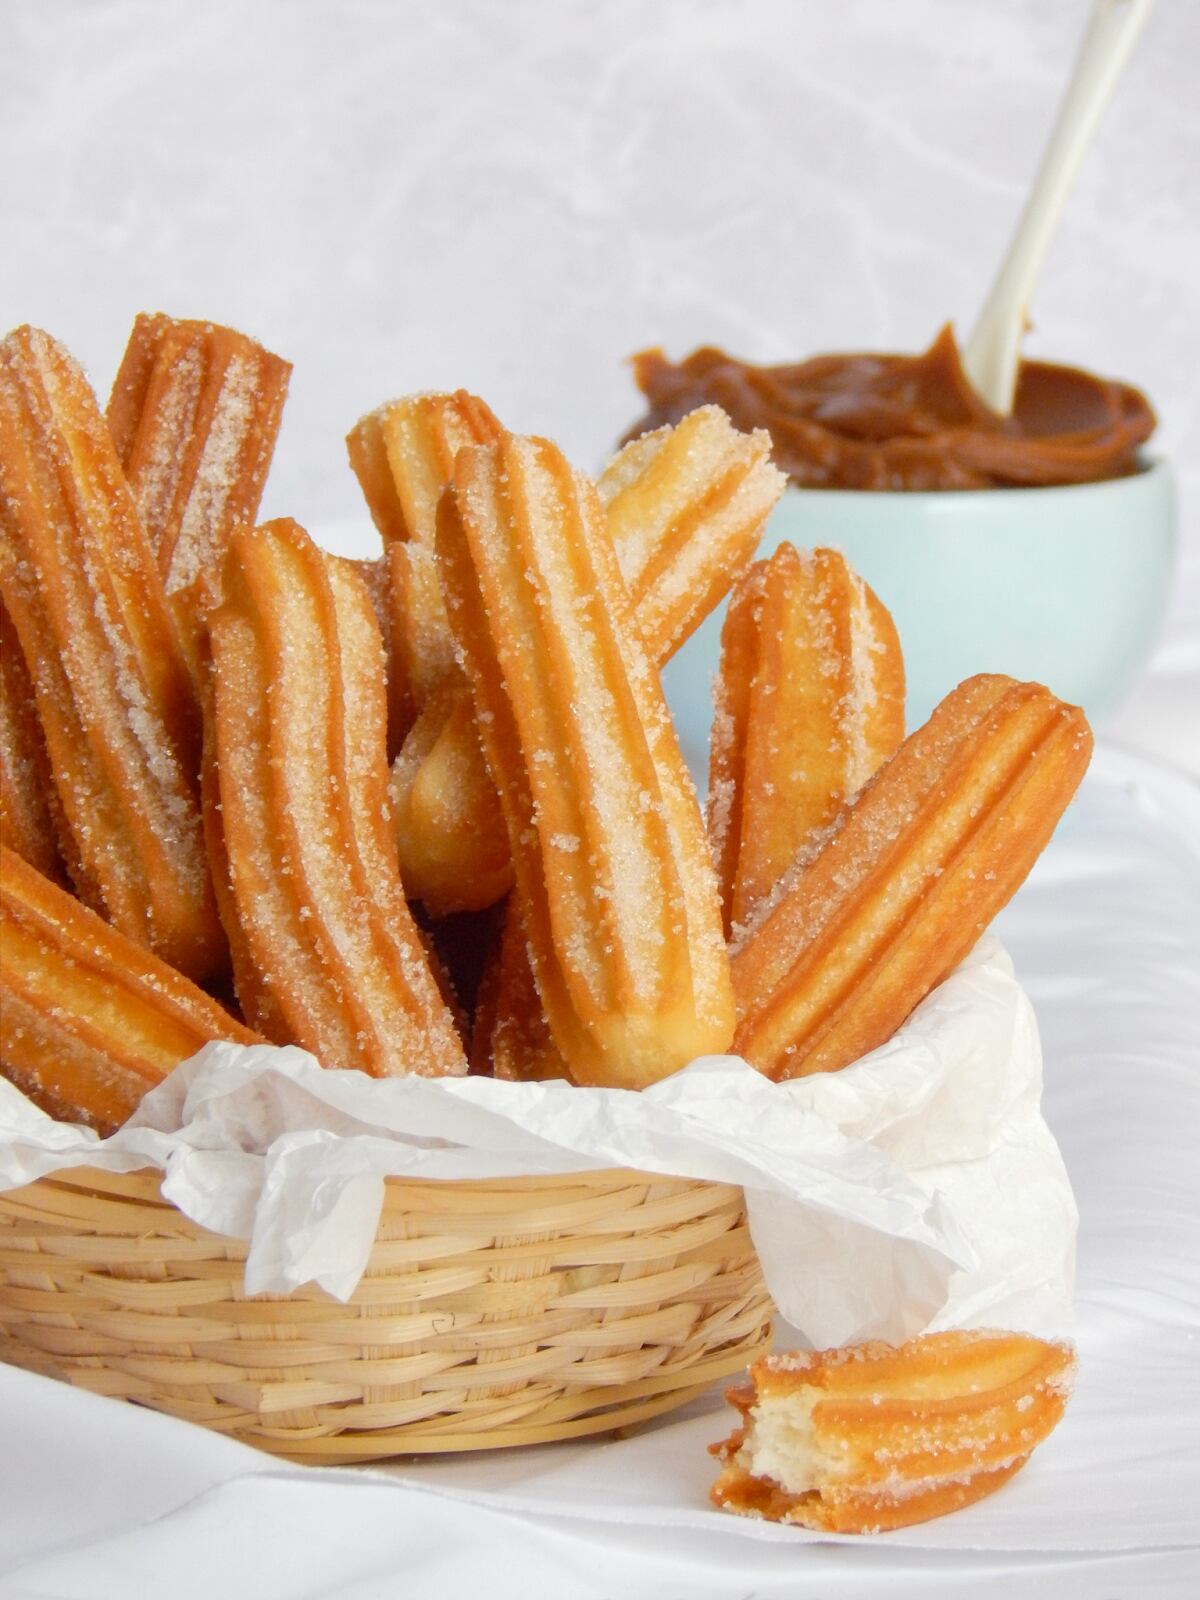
[627,324,1155,491]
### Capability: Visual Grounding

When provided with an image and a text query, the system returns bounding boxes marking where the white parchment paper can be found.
[0,934,1074,1347]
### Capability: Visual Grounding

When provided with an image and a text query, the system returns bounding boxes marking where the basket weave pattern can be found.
[0,1165,772,1461]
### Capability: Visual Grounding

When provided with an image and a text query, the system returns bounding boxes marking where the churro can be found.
[731,674,1093,1079]
[709,544,904,934]
[599,403,784,660]
[391,683,512,917]
[472,902,571,1081]
[0,845,259,1135]
[386,539,459,748]
[107,314,290,595]
[0,325,224,981]
[400,405,785,919]
[347,390,502,546]
[0,599,64,882]
[711,1331,1076,1533]
[437,433,733,1090]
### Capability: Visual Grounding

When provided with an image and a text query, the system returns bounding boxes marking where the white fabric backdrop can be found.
[2,0,1198,771]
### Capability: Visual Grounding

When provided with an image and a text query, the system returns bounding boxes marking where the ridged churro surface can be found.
[709,544,904,933]
[108,313,290,595]
[206,518,467,1078]
[404,405,785,919]
[0,325,223,981]
[437,434,733,1089]
[731,674,1093,1078]
[0,598,64,882]
[711,1330,1076,1533]
[347,390,501,546]
[0,845,258,1135]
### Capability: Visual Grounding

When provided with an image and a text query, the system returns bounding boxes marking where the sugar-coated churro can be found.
[471,901,571,1081]
[599,403,785,660]
[711,1330,1076,1533]
[437,433,733,1090]
[347,390,502,547]
[399,405,786,918]
[0,599,64,883]
[709,544,904,934]
[107,314,290,596]
[205,517,466,1077]
[391,682,513,917]
[0,845,259,1135]
[731,674,1093,1079]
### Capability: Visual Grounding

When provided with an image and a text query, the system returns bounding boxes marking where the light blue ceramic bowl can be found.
[663,460,1176,784]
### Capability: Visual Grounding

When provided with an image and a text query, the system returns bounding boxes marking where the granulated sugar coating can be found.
[598,404,784,663]
[707,543,905,936]
[711,1330,1077,1535]
[0,843,257,1133]
[731,674,1093,1079]
[206,518,465,1079]
[437,432,735,1090]
[347,390,501,548]
[106,314,291,598]
[0,596,64,882]
[0,325,224,983]
[378,401,785,936]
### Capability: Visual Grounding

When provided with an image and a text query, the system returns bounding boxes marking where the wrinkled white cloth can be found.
[0,933,1073,1348]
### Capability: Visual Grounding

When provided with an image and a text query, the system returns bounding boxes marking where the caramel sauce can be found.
[627,325,1155,490]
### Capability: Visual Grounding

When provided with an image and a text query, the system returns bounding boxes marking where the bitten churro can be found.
[107,314,290,595]
[711,1331,1076,1533]
[709,544,905,934]
[205,518,466,1078]
[599,404,784,660]
[0,845,259,1136]
[437,433,733,1090]
[731,674,1093,1079]
[0,325,224,982]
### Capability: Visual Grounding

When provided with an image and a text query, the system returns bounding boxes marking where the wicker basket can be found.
[0,1164,772,1462]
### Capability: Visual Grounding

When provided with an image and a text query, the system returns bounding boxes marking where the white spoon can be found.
[962,0,1153,415]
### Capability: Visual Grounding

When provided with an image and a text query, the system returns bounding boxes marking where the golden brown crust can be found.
[392,682,514,917]
[708,545,905,934]
[387,405,787,920]
[0,598,64,882]
[598,404,785,661]
[731,674,1093,1079]
[0,845,259,1134]
[437,433,733,1090]
[347,390,502,547]
[0,325,225,982]
[205,518,466,1078]
[107,313,290,595]
[710,1330,1076,1534]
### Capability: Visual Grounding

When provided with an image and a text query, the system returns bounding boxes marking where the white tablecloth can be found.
[2,744,1197,1599]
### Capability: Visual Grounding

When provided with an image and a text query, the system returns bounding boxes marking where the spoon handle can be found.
[962,0,1153,415]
